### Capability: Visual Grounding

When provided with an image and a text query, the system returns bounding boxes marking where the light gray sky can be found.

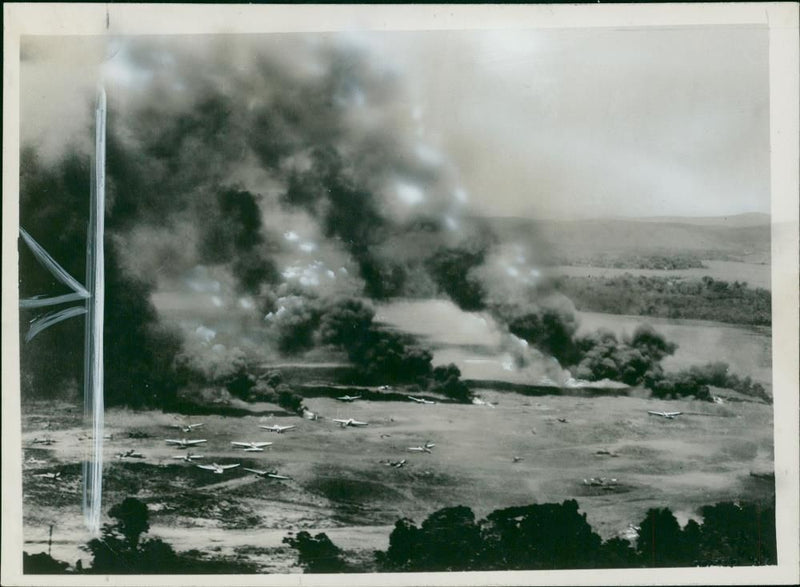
[366,26,770,219]
[21,26,770,220]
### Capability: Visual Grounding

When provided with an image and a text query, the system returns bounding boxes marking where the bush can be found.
[283,531,349,573]
[636,507,690,567]
[23,552,70,574]
[83,497,185,573]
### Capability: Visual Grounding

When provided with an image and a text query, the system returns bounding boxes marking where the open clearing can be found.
[23,387,774,572]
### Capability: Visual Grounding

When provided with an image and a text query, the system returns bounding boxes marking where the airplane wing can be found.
[332,419,347,424]
[353,421,368,426]
[196,464,217,471]
[221,464,240,470]
[259,425,277,430]
[189,423,204,429]
[667,412,682,417]
[187,439,207,445]
[281,425,296,431]
[252,442,273,448]
[165,439,183,444]
[268,473,290,480]
[231,442,249,447]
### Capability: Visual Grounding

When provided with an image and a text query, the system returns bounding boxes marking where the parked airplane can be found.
[259,424,296,433]
[382,459,407,468]
[512,456,524,463]
[243,468,290,480]
[115,449,144,459]
[333,418,368,428]
[378,385,393,391]
[34,471,62,481]
[749,471,775,481]
[595,449,619,457]
[165,438,208,449]
[231,441,273,452]
[31,437,56,446]
[408,396,436,405]
[78,431,114,440]
[171,423,204,433]
[173,453,204,463]
[336,395,361,402]
[582,477,619,488]
[648,411,682,419]
[196,463,240,474]
[408,442,436,454]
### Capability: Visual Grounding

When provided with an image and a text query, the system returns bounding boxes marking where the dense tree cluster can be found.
[556,253,707,271]
[553,274,771,326]
[282,531,350,573]
[373,499,775,572]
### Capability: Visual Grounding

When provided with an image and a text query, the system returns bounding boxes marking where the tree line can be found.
[24,496,775,574]
[553,274,771,326]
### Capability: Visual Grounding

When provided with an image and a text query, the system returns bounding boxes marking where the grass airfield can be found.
[21,299,776,571]
[22,385,774,572]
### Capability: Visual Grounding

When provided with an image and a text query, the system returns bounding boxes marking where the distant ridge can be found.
[479,212,770,227]
[478,213,770,261]
[620,212,770,228]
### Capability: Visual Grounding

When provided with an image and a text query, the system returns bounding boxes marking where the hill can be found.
[482,215,770,264]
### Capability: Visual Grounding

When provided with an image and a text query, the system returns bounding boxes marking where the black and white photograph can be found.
[3,3,798,585]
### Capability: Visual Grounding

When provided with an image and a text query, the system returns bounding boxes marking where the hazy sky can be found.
[21,25,770,220]
[368,27,770,219]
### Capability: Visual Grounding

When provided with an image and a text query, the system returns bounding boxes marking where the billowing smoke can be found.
[23,34,633,405]
[19,35,488,405]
